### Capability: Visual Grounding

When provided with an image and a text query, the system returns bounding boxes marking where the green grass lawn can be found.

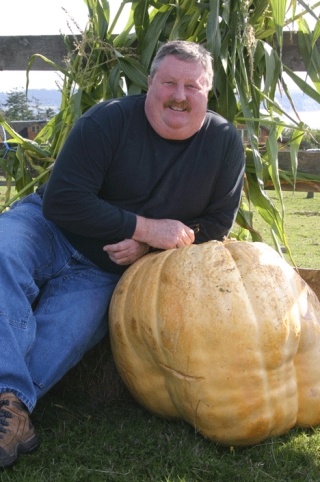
[246,190,320,269]
[1,184,320,481]
[3,368,320,482]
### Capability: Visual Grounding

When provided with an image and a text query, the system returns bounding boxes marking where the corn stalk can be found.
[1,0,320,263]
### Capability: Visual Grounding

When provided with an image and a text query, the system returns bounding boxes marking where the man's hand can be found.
[103,239,150,265]
[104,216,196,265]
[133,216,195,250]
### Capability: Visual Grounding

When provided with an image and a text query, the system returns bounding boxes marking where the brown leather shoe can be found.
[0,392,39,468]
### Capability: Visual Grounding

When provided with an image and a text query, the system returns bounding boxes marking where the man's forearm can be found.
[132,215,195,250]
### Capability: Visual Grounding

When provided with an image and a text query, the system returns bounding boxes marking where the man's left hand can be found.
[103,239,150,265]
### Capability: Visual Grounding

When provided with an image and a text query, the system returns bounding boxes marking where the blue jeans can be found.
[0,193,121,412]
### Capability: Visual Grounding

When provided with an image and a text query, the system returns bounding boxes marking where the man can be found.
[0,40,245,467]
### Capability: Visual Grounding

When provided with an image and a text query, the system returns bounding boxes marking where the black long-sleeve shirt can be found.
[40,94,245,274]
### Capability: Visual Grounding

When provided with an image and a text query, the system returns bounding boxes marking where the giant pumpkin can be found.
[109,240,320,446]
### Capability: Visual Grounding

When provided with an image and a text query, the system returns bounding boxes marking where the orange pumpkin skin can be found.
[109,240,320,446]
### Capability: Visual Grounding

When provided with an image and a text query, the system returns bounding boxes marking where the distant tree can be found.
[1,89,36,121]
[42,107,57,120]
[299,131,320,150]
[32,98,57,120]
[0,89,56,121]
[282,127,320,151]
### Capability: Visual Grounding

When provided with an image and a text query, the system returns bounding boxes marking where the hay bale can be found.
[53,335,131,402]
[298,268,320,301]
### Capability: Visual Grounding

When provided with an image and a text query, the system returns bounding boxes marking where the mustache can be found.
[163,100,191,111]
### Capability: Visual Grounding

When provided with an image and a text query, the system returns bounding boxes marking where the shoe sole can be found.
[0,434,40,468]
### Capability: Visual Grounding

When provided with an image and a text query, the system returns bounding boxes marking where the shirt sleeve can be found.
[189,126,245,242]
[42,106,137,244]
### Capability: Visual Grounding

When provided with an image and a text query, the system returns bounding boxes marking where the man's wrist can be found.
[132,215,150,244]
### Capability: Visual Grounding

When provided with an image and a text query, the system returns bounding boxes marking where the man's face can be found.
[144,55,210,140]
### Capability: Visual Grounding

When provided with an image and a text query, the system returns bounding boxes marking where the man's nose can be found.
[172,83,187,101]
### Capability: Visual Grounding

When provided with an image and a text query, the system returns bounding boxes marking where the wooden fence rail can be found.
[269,151,320,192]
[0,32,318,72]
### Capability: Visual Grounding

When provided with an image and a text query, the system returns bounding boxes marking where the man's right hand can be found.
[132,215,195,250]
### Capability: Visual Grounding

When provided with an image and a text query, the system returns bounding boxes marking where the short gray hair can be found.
[149,40,213,90]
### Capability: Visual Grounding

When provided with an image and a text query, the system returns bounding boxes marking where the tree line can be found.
[0,89,56,121]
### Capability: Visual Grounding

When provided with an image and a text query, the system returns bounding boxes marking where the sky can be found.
[0,0,129,91]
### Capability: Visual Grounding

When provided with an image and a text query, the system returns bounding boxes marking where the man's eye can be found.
[163,81,175,86]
